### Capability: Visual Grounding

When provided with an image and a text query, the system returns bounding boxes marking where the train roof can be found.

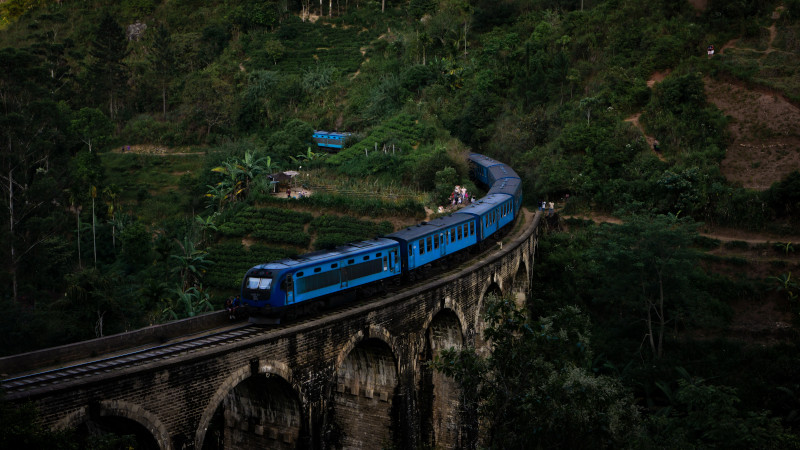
[251,238,398,271]
[313,130,351,137]
[487,177,522,196]
[453,194,513,217]
[468,153,504,170]
[488,164,520,181]
[385,214,473,241]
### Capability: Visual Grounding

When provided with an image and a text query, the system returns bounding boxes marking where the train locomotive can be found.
[240,153,522,324]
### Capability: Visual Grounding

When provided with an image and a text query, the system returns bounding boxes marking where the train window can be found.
[426,236,432,252]
[418,239,424,254]
[348,259,354,264]
[409,244,413,255]
[314,267,321,273]
[457,226,462,240]
[247,277,272,290]
[463,224,467,236]
[450,230,455,243]
[297,272,304,277]
[331,263,338,268]
[363,256,369,261]
[470,222,475,235]
[376,252,382,257]
[434,235,439,249]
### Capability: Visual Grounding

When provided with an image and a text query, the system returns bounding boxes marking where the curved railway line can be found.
[1,208,535,399]
[1,325,260,396]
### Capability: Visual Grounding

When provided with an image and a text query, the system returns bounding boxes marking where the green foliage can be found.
[253,191,426,219]
[204,241,293,290]
[121,114,183,145]
[120,221,152,268]
[70,107,114,153]
[326,113,428,178]
[216,206,312,247]
[309,215,393,249]
[587,214,711,359]
[0,396,77,449]
[432,295,642,449]
[640,72,728,162]
[647,378,795,449]
[161,285,214,321]
[693,235,721,250]
[766,170,800,221]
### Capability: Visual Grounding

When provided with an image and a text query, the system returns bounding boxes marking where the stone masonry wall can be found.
[13,211,540,449]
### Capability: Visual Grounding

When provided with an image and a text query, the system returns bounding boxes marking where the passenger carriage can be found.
[241,238,400,322]
[455,193,516,242]
[312,131,351,149]
[385,214,477,276]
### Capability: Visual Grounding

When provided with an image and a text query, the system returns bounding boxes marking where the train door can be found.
[439,233,446,257]
[391,249,399,272]
[285,275,295,304]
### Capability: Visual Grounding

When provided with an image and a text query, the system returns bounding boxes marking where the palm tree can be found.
[211,160,245,201]
[170,236,213,291]
[103,184,120,248]
[205,182,231,211]
[68,190,83,269]
[195,214,218,248]
[90,185,97,267]
[162,284,214,321]
[290,147,326,169]
[238,150,270,192]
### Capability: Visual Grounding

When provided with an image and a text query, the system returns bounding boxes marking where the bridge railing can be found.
[0,310,233,377]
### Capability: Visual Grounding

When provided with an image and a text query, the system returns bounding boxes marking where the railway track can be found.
[1,325,263,396]
[1,209,535,398]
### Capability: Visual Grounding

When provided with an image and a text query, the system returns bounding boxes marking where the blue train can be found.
[240,153,523,323]
[312,131,352,149]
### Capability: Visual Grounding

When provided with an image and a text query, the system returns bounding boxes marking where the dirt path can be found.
[111,145,205,156]
[562,211,800,245]
[623,70,670,161]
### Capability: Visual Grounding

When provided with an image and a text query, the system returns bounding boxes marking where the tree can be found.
[587,214,702,359]
[263,39,286,65]
[147,23,176,119]
[87,13,129,120]
[431,295,641,448]
[238,69,279,130]
[0,394,77,449]
[70,107,113,153]
[182,69,234,140]
[61,268,120,338]
[649,374,794,449]
[0,47,66,303]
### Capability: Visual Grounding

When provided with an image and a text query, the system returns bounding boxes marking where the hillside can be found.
[2,0,800,447]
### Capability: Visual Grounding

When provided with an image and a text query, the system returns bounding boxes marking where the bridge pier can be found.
[6,212,540,450]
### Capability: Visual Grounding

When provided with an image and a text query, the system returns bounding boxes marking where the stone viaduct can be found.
[6,211,541,449]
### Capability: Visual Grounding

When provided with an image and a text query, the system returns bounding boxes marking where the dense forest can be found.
[2,0,800,447]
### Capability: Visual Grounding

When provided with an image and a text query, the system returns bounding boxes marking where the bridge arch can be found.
[512,259,531,308]
[195,360,303,449]
[333,327,400,449]
[53,400,167,449]
[420,307,465,448]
